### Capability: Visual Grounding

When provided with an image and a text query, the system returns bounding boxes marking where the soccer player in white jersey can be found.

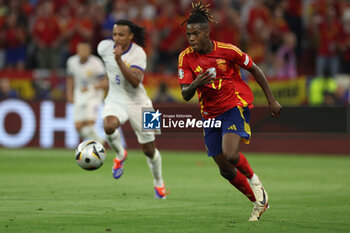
[66,43,107,144]
[97,19,166,199]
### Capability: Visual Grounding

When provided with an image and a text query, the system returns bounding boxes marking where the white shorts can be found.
[73,98,102,122]
[102,98,157,144]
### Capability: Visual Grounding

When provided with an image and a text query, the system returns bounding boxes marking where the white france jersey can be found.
[97,40,149,104]
[66,55,105,104]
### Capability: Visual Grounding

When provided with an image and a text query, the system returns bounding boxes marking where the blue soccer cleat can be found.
[112,150,127,179]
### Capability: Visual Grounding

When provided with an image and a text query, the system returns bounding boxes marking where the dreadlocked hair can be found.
[181,1,217,26]
[115,19,146,47]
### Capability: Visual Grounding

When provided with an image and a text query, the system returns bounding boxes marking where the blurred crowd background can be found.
[0,0,350,106]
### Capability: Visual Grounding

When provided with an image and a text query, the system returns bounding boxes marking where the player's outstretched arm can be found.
[248,63,282,119]
[181,71,214,101]
[114,45,143,88]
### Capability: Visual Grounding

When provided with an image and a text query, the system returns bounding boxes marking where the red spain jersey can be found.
[178,41,254,119]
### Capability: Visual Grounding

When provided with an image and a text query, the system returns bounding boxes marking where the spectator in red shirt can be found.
[57,5,74,68]
[339,9,350,74]
[32,1,61,69]
[128,0,157,56]
[65,3,94,55]
[210,7,242,46]
[4,11,26,70]
[313,7,342,77]
[246,0,271,37]
[245,0,271,71]
[154,1,186,73]
[0,0,6,69]
[246,17,270,70]
[88,2,105,54]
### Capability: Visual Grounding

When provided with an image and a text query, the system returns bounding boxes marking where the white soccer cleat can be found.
[248,200,269,221]
[248,175,269,221]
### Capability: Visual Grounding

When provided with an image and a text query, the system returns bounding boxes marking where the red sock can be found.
[236,152,254,179]
[229,170,256,202]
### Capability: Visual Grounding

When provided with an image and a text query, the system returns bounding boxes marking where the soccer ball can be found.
[75,140,106,170]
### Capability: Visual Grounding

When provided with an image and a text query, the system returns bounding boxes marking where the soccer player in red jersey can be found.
[178,2,282,221]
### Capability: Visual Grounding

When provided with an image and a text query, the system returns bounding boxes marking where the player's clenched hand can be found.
[114,44,123,61]
[192,71,215,87]
[268,99,282,119]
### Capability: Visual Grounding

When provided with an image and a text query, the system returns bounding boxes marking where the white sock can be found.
[249,173,260,184]
[79,126,90,139]
[146,149,164,187]
[106,129,124,160]
[84,125,105,144]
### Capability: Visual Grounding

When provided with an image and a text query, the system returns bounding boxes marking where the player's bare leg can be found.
[76,121,105,144]
[222,133,255,180]
[104,115,127,179]
[222,133,269,221]
[141,141,166,199]
[222,133,241,164]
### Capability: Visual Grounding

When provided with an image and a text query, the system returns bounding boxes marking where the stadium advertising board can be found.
[0,99,349,154]
[144,74,309,106]
[247,76,308,106]
[0,99,81,148]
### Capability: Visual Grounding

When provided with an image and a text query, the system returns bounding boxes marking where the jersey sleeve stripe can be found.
[97,74,105,79]
[178,47,193,67]
[217,44,243,56]
[130,65,145,71]
[178,49,188,67]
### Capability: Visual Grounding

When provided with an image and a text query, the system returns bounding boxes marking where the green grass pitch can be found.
[0,148,349,233]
